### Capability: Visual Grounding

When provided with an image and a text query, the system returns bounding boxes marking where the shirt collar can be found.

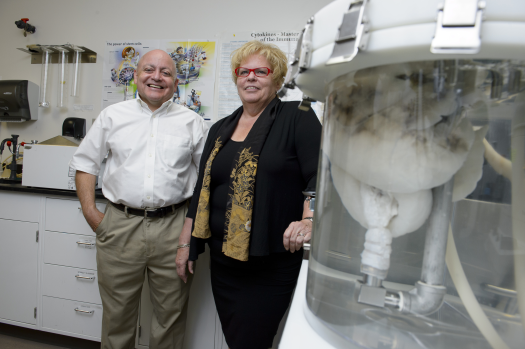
[136,96,174,114]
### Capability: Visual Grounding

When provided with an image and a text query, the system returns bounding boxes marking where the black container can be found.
[62,117,86,139]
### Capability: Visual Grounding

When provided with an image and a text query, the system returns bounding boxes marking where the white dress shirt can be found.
[70,97,209,208]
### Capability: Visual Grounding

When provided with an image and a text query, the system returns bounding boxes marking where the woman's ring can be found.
[298,233,305,237]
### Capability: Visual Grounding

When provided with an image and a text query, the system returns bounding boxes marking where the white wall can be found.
[0,0,332,144]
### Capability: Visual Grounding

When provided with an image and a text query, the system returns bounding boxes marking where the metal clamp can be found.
[278,17,315,98]
[75,274,95,281]
[74,308,94,315]
[298,95,317,112]
[76,240,95,247]
[431,0,485,54]
[302,191,316,212]
[326,0,370,65]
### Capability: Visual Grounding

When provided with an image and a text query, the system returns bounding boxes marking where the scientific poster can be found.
[160,40,216,120]
[218,31,306,120]
[102,40,216,121]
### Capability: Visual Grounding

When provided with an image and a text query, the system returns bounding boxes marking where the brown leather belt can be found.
[110,199,188,218]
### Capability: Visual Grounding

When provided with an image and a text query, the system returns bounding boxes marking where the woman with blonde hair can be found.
[176,40,321,348]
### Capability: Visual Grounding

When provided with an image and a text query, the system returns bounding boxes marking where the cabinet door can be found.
[43,231,97,270]
[0,219,38,325]
[45,198,106,236]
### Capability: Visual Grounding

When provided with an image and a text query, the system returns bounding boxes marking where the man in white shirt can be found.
[70,49,208,349]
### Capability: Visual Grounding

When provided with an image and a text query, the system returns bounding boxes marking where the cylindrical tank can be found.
[286,1,525,348]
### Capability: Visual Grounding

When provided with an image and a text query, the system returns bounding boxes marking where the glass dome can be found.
[307,59,525,349]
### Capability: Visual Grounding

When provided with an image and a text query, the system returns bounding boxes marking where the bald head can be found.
[137,49,176,73]
[133,49,178,111]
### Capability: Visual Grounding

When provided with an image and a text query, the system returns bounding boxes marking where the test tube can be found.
[39,46,52,107]
[55,46,69,108]
[70,46,84,97]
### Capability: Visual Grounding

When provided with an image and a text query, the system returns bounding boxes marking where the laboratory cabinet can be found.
[0,218,39,326]
[0,188,228,348]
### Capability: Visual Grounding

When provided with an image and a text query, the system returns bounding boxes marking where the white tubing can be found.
[445,225,510,349]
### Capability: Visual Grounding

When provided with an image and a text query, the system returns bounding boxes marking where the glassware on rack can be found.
[38,46,53,108]
[68,45,85,97]
[54,46,69,108]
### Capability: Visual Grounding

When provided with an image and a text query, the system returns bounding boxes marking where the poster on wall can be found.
[102,40,216,121]
[218,31,309,120]
[160,40,216,120]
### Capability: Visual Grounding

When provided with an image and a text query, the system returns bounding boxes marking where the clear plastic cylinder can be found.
[307,59,525,349]
[38,47,52,107]
[56,48,69,108]
[71,50,82,97]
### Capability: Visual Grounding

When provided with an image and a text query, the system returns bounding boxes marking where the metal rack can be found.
[17,45,97,64]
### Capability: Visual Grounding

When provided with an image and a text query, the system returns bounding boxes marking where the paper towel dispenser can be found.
[0,80,39,122]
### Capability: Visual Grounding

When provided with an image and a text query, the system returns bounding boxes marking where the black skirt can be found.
[209,237,303,349]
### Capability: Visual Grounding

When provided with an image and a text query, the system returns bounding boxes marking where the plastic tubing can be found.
[39,46,52,107]
[71,49,82,97]
[56,47,69,108]
[510,106,525,336]
[446,225,510,349]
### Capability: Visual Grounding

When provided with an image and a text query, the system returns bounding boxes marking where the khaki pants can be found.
[95,203,193,349]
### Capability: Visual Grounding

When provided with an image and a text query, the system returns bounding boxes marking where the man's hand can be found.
[83,207,105,232]
[76,171,103,232]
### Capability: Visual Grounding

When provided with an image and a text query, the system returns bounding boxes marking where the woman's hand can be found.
[283,218,312,253]
[176,217,194,283]
[176,247,194,283]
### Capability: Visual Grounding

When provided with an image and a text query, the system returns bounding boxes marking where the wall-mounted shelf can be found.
[17,45,97,64]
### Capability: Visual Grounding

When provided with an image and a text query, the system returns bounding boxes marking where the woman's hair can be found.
[230,40,288,87]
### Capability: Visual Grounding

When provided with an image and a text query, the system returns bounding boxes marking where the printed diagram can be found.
[165,41,216,120]
[103,40,216,121]
[109,46,140,99]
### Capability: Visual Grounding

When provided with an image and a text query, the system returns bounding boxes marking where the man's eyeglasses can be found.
[235,67,273,77]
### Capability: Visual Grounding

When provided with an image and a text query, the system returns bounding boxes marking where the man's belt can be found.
[110,200,188,218]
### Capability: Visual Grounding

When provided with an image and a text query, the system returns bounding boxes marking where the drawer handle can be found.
[75,274,95,281]
[76,241,96,247]
[74,308,94,315]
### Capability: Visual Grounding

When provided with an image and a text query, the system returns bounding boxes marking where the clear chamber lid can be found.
[307,58,525,349]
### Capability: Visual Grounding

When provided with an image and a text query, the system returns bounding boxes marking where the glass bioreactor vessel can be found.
[282,0,525,348]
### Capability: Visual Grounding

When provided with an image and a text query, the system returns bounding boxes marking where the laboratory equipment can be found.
[55,46,69,108]
[22,135,81,191]
[68,45,85,97]
[0,135,20,181]
[0,80,39,122]
[22,118,89,190]
[39,46,52,108]
[284,0,525,348]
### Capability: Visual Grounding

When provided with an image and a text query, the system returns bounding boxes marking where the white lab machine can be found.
[279,0,525,348]
[22,136,81,190]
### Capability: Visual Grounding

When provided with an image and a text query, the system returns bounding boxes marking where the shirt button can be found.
[153,116,156,118]
[148,174,151,178]
[147,196,150,200]
[149,153,152,157]
[150,134,154,137]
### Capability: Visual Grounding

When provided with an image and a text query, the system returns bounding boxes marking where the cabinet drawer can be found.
[44,231,97,270]
[45,198,106,236]
[0,192,41,222]
[42,296,102,339]
[42,264,101,304]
